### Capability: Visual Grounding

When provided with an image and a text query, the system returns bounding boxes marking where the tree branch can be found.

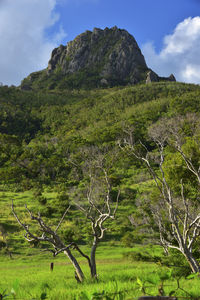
[55,205,71,233]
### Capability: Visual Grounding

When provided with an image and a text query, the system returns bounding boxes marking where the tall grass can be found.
[1,191,200,299]
[1,246,200,299]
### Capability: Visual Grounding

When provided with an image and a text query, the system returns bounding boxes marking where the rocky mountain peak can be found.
[46,26,148,86]
[21,27,176,90]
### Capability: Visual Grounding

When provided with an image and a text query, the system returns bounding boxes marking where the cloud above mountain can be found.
[142,17,200,84]
[0,0,66,86]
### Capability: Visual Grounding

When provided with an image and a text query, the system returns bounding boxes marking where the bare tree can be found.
[12,203,85,282]
[75,165,120,278]
[120,114,200,273]
[12,155,119,281]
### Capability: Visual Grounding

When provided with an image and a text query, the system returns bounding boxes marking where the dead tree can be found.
[12,164,119,281]
[120,115,200,273]
[66,146,120,279]
[12,203,85,282]
[75,166,120,278]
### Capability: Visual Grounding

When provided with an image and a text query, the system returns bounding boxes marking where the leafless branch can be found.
[55,205,71,233]
[12,200,86,282]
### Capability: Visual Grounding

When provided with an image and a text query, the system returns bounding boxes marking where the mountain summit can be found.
[21,27,175,90]
[47,26,148,85]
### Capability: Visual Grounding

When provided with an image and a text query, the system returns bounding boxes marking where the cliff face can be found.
[47,26,148,85]
[21,26,175,90]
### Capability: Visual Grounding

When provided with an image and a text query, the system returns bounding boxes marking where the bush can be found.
[54,192,70,213]
[37,196,47,205]
[124,250,160,263]
[121,232,135,247]
[59,223,82,243]
[160,249,192,278]
[0,240,6,248]
[33,186,43,198]
[40,206,54,217]
[121,231,146,247]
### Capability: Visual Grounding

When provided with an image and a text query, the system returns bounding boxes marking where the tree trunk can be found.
[64,249,85,282]
[90,238,98,279]
[183,249,200,273]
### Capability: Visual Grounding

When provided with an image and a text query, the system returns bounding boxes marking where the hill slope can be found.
[0,81,199,185]
[0,81,200,255]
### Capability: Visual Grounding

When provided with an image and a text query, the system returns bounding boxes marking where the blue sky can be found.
[54,0,200,51]
[0,0,200,85]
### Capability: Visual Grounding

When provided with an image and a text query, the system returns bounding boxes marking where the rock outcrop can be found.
[168,74,176,82]
[146,71,176,84]
[20,26,176,90]
[146,70,159,83]
[47,26,148,85]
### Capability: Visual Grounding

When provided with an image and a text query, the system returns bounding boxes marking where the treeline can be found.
[0,82,199,188]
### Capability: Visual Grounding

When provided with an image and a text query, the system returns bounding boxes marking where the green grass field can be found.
[1,191,200,299]
[1,245,200,299]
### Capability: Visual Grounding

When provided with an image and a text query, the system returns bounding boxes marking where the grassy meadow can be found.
[1,244,200,299]
[0,189,200,299]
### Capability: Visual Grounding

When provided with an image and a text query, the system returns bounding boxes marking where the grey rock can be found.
[21,26,176,89]
[100,78,108,86]
[168,74,176,81]
[146,71,176,84]
[47,26,148,85]
[146,70,159,83]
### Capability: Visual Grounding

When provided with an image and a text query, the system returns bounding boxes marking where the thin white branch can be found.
[55,205,71,233]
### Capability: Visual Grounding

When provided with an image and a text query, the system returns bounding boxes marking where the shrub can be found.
[37,196,47,205]
[121,232,135,247]
[160,249,192,278]
[123,250,160,263]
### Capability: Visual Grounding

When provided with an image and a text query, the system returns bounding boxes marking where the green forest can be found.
[1,81,200,299]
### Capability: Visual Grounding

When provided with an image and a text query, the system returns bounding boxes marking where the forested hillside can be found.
[0,81,200,257]
[0,82,199,184]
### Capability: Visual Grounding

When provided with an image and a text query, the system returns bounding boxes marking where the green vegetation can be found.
[1,81,200,297]
[1,245,200,299]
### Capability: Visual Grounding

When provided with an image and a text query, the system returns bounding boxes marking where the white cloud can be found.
[0,0,67,86]
[142,17,200,84]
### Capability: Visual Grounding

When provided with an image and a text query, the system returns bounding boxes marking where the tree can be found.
[120,114,200,273]
[12,155,119,281]
[74,162,120,278]
[12,203,85,282]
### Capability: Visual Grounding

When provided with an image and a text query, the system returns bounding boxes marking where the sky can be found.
[0,0,200,86]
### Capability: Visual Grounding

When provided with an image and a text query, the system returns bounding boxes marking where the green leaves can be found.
[186,272,199,280]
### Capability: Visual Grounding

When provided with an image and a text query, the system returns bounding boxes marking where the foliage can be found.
[1,81,200,284]
[0,82,199,187]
